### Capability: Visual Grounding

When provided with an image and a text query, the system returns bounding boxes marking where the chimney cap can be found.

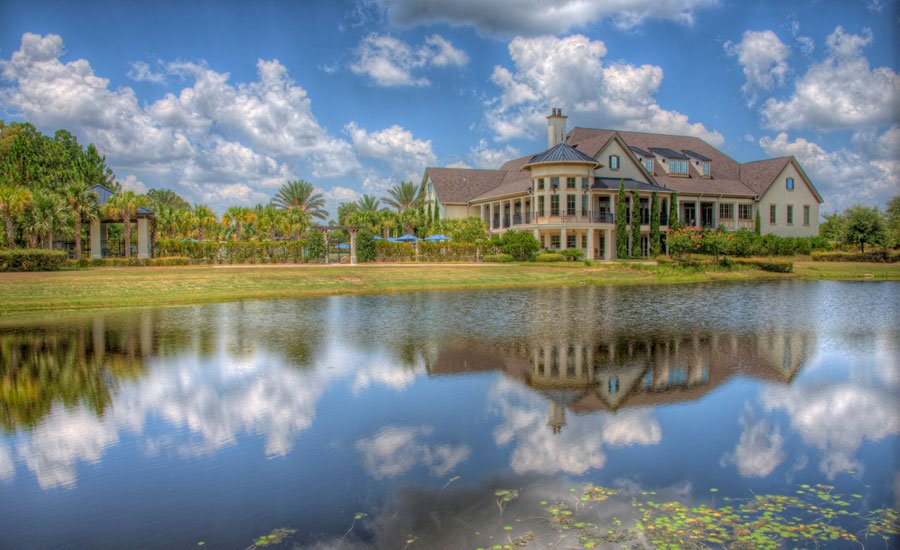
[548,107,566,118]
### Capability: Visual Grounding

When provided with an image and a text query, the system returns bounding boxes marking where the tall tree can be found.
[355,194,382,213]
[27,190,68,248]
[272,180,328,221]
[0,184,32,248]
[383,181,424,212]
[842,205,886,252]
[649,192,660,257]
[883,196,900,248]
[104,191,148,258]
[63,182,99,259]
[78,144,116,189]
[630,190,642,258]
[668,192,679,229]
[615,180,628,258]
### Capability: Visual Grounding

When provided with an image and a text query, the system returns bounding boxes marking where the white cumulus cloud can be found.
[761,26,900,131]
[485,35,723,146]
[345,121,437,180]
[724,30,791,106]
[350,33,467,87]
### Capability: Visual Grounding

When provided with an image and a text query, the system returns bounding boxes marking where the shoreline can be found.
[1,261,896,320]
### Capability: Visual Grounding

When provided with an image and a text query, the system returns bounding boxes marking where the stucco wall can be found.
[593,140,649,182]
[444,204,470,220]
[758,161,820,237]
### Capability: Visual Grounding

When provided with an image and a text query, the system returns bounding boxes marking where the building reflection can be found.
[428,330,813,434]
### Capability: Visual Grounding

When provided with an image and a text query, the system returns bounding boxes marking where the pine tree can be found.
[615,180,628,258]
[755,209,761,235]
[630,190,642,258]
[649,192,660,256]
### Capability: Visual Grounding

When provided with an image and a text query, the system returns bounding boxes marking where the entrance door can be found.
[700,203,714,228]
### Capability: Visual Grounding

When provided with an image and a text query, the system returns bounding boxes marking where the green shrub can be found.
[561,249,584,261]
[535,252,565,262]
[733,258,794,272]
[150,256,191,266]
[499,230,540,261]
[156,239,308,264]
[374,241,498,262]
[811,250,898,263]
[482,253,514,263]
[0,249,67,272]
[356,230,376,262]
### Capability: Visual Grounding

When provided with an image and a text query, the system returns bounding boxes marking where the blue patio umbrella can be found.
[372,236,384,240]
[387,237,399,243]
[336,243,350,250]
[424,234,450,242]
[396,234,420,242]
[182,238,199,243]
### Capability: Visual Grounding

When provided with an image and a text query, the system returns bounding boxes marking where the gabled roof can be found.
[524,142,599,167]
[648,147,690,160]
[740,156,823,202]
[425,167,506,204]
[88,184,154,216]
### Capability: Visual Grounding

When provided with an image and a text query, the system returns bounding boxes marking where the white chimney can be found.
[547,108,567,149]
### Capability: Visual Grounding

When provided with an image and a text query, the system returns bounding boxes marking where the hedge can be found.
[67,256,192,268]
[733,258,794,273]
[811,250,898,263]
[374,241,498,262]
[535,252,566,262]
[482,253,514,263]
[0,249,67,272]
[722,231,831,257]
[156,240,308,264]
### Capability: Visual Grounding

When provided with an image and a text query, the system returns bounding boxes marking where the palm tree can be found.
[0,184,33,248]
[272,180,328,221]
[28,190,69,248]
[192,205,218,241]
[383,181,424,213]
[355,194,383,213]
[63,181,99,259]
[222,206,255,241]
[104,190,148,258]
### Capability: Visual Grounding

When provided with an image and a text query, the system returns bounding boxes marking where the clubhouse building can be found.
[423,109,823,259]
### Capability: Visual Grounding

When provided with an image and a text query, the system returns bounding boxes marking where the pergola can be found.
[87,184,155,259]
[313,225,362,264]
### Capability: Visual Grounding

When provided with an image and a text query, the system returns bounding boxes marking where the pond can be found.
[0,281,898,548]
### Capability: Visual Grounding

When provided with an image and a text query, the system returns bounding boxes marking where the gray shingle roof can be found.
[629,145,654,157]
[682,149,712,161]
[426,167,506,204]
[525,143,599,167]
[648,147,690,160]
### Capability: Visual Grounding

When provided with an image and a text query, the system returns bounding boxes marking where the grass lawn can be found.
[0,260,897,318]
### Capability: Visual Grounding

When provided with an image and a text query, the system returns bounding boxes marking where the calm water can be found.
[0,281,898,549]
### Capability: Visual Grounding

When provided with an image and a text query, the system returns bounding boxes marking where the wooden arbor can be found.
[312,226,362,264]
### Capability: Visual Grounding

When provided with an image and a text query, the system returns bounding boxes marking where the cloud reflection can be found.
[720,406,785,478]
[356,425,471,479]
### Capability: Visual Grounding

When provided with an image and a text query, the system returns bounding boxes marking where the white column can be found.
[604,229,612,259]
[560,228,567,250]
[137,218,150,259]
[90,219,102,259]
[349,229,358,265]
[488,203,495,230]
[587,228,594,260]
[480,204,485,224]
[533,229,540,244]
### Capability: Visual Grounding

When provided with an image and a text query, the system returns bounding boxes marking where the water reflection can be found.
[0,283,897,549]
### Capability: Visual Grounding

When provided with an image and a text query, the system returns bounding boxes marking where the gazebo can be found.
[312,225,362,264]
[87,184,155,259]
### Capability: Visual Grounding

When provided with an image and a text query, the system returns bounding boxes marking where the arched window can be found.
[609,155,620,170]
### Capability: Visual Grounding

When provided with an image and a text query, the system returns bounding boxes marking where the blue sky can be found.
[0,0,896,215]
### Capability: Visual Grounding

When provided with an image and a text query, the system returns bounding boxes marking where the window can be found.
[739,204,752,220]
[786,177,795,191]
[671,160,688,175]
[803,205,810,226]
[567,235,576,249]
[538,196,545,216]
[550,177,559,189]
[537,178,544,190]
[719,203,734,219]
[581,235,587,249]
[566,194,576,215]
[644,159,653,173]
[703,162,710,176]
[581,177,589,190]
[582,194,588,215]
[551,194,560,215]
[640,198,650,224]
[567,177,576,189]
[787,205,794,225]
[550,235,560,249]
[609,155,620,170]
[769,204,777,224]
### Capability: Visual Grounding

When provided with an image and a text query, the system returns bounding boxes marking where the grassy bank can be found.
[0,260,897,317]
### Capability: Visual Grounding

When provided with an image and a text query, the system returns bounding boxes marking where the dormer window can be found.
[609,155,620,170]
[786,177,795,191]
[703,162,710,176]
[644,159,653,173]
[671,160,689,175]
